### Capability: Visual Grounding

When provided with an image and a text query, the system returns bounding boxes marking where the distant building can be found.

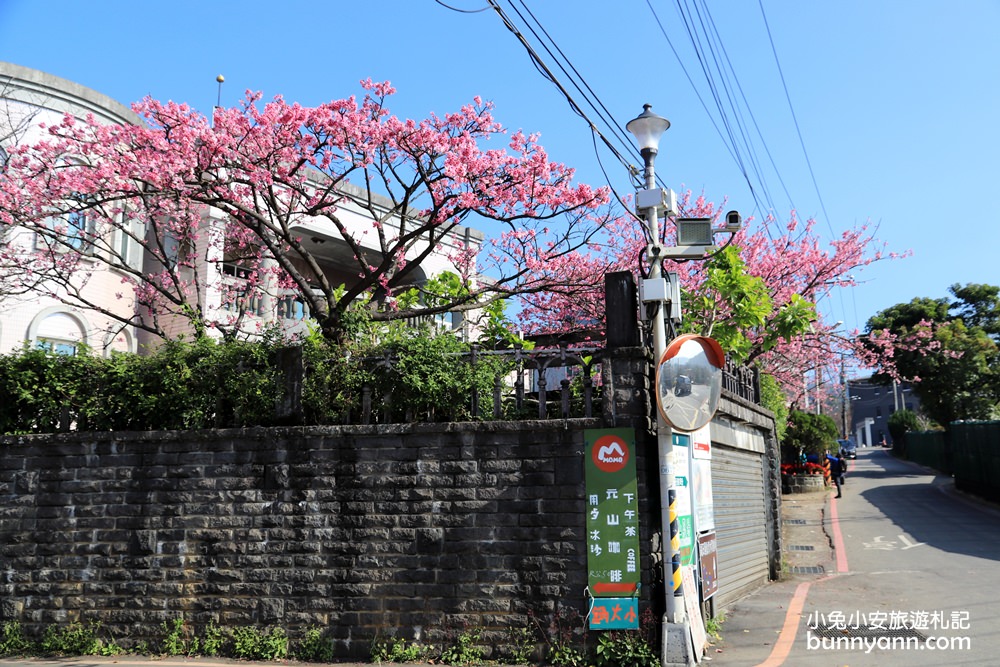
[0,61,143,355]
[847,377,920,446]
[0,62,481,356]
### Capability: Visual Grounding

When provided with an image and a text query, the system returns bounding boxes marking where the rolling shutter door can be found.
[710,442,768,609]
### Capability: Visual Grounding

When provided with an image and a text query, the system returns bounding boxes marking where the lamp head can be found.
[626,104,671,153]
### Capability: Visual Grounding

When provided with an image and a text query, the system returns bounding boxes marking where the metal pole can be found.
[628,104,693,666]
[636,146,684,626]
[841,357,849,438]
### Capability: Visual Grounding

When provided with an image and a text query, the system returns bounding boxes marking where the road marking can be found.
[862,534,925,550]
[828,494,849,573]
[753,580,813,667]
[864,535,896,550]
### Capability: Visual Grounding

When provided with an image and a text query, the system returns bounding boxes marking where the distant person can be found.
[834,453,847,498]
[880,435,888,447]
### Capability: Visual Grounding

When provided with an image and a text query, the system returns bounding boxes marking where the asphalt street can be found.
[711,446,1000,666]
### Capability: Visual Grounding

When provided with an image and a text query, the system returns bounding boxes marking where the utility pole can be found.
[626,105,692,667]
[841,357,848,437]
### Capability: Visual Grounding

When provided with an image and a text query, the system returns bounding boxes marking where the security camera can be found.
[724,210,742,233]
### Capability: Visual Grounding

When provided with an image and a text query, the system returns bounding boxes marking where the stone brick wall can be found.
[0,420,658,659]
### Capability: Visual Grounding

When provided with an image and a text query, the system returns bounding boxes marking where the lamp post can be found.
[626,105,693,666]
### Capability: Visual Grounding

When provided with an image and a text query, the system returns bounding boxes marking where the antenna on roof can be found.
[215,74,225,108]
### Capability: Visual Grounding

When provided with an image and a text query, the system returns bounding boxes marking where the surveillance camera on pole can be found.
[724,210,742,233]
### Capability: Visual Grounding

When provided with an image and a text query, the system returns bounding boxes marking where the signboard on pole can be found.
[584,428,641,629]
[698,532,719,600]
[589,597,640,630]
[690,425,715,533]
[672,433,695,567]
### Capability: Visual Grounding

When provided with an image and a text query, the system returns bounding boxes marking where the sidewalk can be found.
[704,484,835,665]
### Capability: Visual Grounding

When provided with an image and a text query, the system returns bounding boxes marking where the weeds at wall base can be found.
[1,612,663,667]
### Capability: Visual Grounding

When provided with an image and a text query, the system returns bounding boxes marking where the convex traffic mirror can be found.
[655,334,725,432]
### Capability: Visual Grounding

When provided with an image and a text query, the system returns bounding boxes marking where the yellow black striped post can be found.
[668,487,682,595]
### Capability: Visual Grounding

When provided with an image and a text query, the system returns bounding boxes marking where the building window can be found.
[36,338,78,356]
[35,195,97,254]
[28,310,87,356]
[222,262,253,279]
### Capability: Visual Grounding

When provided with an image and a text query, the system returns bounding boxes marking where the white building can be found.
[0,62,482,356]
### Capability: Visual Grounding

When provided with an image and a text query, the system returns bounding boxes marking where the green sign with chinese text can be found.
[584,428,641,610]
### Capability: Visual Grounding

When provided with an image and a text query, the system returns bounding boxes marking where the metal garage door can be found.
[711,442,768,610]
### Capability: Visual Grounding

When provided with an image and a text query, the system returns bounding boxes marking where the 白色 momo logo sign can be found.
[592,433,630,473]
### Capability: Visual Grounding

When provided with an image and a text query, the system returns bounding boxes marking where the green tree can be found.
[887,408,921,444]
[950,283,1000,337]
[782,410,840,459]
[681,246,815,364]
[865,283,1000,426]
[759,373,789,443]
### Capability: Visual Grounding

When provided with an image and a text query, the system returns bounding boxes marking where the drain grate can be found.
[787,545,815,551]
[784,518,807,524]
[789,565,825,574]
[812,624,926,640]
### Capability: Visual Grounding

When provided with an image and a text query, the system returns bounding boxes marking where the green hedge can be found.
[0,331,513,435]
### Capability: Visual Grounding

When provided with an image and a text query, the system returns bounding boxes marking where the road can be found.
[772,446,1000,665]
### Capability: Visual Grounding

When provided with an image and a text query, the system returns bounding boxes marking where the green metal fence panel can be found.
[905,430,950,474]
[950,421,1000,503]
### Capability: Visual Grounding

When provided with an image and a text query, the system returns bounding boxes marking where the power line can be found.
[485,0,644,186]
[507,0,642,178]
[644,0,775,228]
[700,0,798,215]
[756,0,834,237]
[691,0,779,214]
[433,0,490,13]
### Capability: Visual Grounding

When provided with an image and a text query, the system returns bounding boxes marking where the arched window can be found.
[103,327,135,356]
[27,309,87,356]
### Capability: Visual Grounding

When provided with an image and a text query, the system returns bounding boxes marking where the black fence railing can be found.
[345,343,761,426]
[353,343,605,425]
[723,357,761,405]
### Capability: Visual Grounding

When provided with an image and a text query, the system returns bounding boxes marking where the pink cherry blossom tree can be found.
[516,191,905,401]
[0,80,612,344]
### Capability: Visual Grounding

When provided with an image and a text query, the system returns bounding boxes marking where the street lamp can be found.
[626,105,671,182]
[626,104,693,666]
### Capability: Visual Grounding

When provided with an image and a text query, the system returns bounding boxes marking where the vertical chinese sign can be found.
[584,428,640,630]
[672,432,695,567]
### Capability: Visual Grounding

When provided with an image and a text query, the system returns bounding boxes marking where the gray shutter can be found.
[710,442,769,610]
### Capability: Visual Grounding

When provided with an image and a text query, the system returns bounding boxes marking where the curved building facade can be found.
[0,61,143,356]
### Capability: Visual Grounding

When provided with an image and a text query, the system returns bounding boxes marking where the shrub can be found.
[440,626,485,665]
[888,408,921,443]
[782,410,840,458]
[371,635,433,663]
[37,622,120,656]
[230,626,288,661]
[296,626,334,662]
[0,621,31,656]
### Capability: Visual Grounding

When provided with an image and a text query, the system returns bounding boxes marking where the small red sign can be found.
[591,434,630,473]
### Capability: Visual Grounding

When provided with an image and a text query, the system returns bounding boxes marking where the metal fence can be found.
[723,357,761,405]
[347,342,760,425]
[354,343,605,424]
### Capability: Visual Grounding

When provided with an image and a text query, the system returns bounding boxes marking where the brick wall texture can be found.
[0,420,658,658]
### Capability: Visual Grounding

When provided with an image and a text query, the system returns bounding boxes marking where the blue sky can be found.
[2,0,999,337]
